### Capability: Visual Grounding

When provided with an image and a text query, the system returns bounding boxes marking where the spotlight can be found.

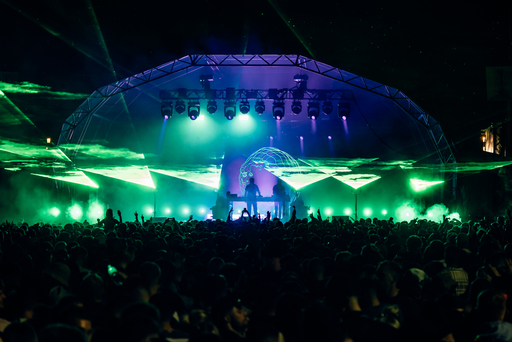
[161,101,173,119]
[291,100,302,115]
[175,100,186,114]
[240,100,250,114]
[224,100,236,120]
[322,101,333,115]
[207,100,217,114]
[338,102,350,120]
[272,101,284,120]
[188,101,200,120]
[307,101,319,120]
[255,100,265,114]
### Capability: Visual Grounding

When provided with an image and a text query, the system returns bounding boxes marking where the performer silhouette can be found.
[244,177,261,216]
[273,179,286,219]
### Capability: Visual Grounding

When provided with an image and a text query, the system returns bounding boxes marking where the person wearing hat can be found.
[211,296,250,342]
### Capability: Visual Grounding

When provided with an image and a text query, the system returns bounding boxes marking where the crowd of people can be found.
[0,207,512,342]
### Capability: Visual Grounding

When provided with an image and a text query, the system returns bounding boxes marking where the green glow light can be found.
[81,166,155,188]
[381,209,388,215]
[31,170,98,188]
[344,208,352,215]
[363,208,373,217]
[183,207,190,215]
[87,201,105,222]
[325,208,333,216]
[59,144,145,160]
[49,207,61,217]
[332,174,381,189]
[410,178,444,192]
[165,208,171,214]
[4,167,21,171]
[68,204,83,221]
[143,205,154,216]
[228,112,256,137]
[150,164,222,189]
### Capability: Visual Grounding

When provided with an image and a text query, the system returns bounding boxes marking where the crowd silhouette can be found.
[0,208,512,342]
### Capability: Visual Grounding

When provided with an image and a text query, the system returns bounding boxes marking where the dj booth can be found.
[228,194,291,217]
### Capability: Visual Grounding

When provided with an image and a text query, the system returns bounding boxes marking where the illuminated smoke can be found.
[393,200,460,223]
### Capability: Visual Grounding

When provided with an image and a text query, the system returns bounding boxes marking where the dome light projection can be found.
[239,147,331,192]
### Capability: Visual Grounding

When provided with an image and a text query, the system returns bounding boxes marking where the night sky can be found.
[0,0,510,150]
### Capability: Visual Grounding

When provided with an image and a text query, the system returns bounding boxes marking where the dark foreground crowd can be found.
[1,208,512,342]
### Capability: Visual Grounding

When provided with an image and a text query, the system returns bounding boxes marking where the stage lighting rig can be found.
[175,100,185,114]
[224,100,236,120]
[255,100,265,114]
[240,100,250,114]
[322,101,333,115]
[200,74,213,88]
[338,102,350,120]
[161,101,173,119]
[293,74,308,90]
[207,100,217,114]
[188,101,200,120]
[307,101,319,120]
[291,100,302,115]
[273,101,284,120]
[175,88,187,114]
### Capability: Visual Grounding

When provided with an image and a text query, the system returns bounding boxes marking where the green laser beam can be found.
[150,165,223,189]
[267,0,316,58]
[332,174,381,190]
[1,0,117,77]
[0,81,89,99]
[81,166,155,188]
[59,143,145,160]
[0,90,40,128]
[0,139,71,162]
[410,178,444,192]
[31,170,98,188]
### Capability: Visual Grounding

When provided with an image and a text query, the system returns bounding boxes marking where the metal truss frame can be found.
[59,54,456,197]
[158,88,355,101]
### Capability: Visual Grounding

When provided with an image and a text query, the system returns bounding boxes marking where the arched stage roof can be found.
[53,54,460,193]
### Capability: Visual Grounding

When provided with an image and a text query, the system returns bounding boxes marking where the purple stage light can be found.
[328,136,332,140]
[338,102,350,120]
